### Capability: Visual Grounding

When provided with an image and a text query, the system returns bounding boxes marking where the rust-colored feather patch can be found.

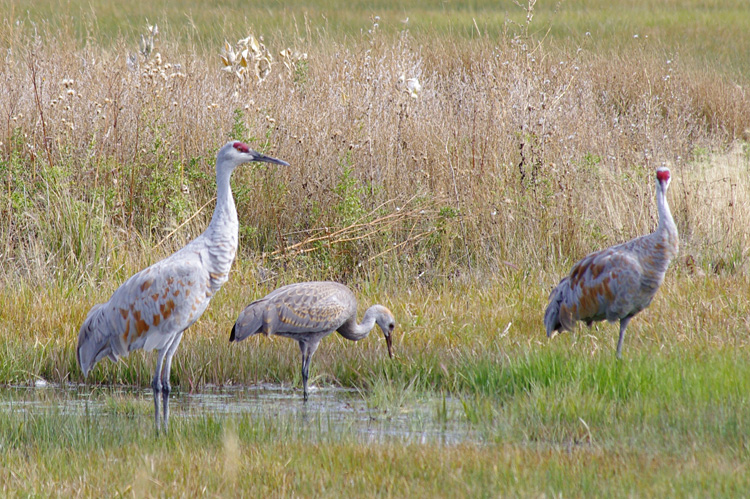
[135,318,149,337]
[590,261,605,279]
[122,319,130,342]
[162,299,175,320]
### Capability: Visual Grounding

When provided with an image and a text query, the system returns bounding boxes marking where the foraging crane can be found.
[230,281,395,400]
[544,166,678,358]
[77,141,289,432]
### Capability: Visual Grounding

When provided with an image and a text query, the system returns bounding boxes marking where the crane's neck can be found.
[655,182,678,245]
[206,167,239,241]
[196,166,239,291]
[337,306,381,341]
[639,180,678,285]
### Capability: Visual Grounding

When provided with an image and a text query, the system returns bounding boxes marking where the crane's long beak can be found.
[252,151,290,166]
[385,334,393,358]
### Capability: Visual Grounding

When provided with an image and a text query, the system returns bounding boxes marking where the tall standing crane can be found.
[230,281,395,400]
[77,141,289,432]
[544,167,678,358]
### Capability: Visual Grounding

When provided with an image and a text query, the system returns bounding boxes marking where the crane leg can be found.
[616,317,632,360]
[299,341,310,401]
[152,347,170,433]
[298,340,320,402]
[160,332,184,432]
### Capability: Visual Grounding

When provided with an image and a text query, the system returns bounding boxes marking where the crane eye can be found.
[389,323,395,331]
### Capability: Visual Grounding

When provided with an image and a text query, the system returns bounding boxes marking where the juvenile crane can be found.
[230,281,395,400]
[544,166,678,358]
[77,141,289,431]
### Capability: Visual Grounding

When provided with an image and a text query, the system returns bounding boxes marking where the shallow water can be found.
[0,383,482,445]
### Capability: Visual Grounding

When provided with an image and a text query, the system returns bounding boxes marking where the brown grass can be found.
[1,18,748,291]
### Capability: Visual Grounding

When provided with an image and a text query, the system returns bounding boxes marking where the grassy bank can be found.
[2,268,748,388]
[2,344,749,496]
[5,413,748,496]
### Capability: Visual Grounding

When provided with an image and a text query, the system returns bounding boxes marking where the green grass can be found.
[2,274,750,495]
[1,347,749,496]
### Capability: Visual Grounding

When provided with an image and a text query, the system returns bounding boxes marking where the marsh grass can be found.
[3,268,749,494]
[1,353,749,497]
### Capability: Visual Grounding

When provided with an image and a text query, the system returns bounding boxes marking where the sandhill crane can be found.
[544,166,678,358]
[77,141,289,432]
[230,281,395,400]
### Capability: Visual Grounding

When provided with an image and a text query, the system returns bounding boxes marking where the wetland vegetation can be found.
[1,0,749,495]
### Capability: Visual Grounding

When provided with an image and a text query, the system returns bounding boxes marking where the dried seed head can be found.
[406,77,422,98]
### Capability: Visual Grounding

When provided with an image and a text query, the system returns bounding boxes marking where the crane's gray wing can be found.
[231,282,352,342]
[552,247,643,330]
[77,256,212,376]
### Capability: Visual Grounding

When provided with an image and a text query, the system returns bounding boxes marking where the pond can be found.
[0,382,483,445]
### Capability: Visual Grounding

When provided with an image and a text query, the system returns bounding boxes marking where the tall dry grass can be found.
[1,16,748,291]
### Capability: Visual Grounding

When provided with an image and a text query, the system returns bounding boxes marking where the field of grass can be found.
[9,0,750,78]
[1,0,750,496]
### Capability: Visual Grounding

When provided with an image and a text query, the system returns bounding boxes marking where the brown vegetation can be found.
[0,19,748,288]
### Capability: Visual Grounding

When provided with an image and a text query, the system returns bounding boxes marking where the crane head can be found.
[373,305,396,358]
[656,166,671,191]
[217,140,290,173]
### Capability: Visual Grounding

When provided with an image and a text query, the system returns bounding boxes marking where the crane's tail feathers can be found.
[77,303,121,377]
